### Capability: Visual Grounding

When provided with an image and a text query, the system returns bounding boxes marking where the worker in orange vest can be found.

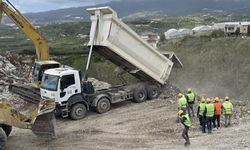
[213,97,223,130]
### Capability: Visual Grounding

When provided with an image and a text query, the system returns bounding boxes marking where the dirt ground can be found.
[4,96,250,150]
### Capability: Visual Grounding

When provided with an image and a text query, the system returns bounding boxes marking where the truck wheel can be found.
[1,124,12,137]
[0,127,7,150]
[70,103,87,120]
[133,88,147,103]
[147,85,160,100]
[96,98,110,114]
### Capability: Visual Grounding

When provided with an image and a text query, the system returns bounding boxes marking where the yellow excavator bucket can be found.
[0,98,57,149]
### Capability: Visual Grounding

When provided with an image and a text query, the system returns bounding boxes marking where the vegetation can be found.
[160,36,250,100]
[1,14,250,100]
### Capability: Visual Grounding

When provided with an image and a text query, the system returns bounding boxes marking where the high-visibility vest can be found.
[206,103,214,117]
[179,97,187,108]
[182,114,191,127]
[187,93,195,102]
[199,103,206,116]
[223,102,233,114]
[214,102,222,115]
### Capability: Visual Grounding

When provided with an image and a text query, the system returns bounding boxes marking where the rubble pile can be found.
[159,81,181,100]
[229,99,250,126]
[88,77,111,90]
[0,53,31,105]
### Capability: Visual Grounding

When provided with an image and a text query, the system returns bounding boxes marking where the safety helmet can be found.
[187,88,191,92]
[225,96,229,100]
[206,98,211,102]
[201,98,205,102]
[178,110,183,116]
[178,93,182,97]
[215,97,219,101]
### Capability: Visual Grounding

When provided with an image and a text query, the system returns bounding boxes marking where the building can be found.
[141,32,159,49]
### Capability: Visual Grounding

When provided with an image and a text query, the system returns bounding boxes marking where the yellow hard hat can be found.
[206,98,211,102]
[201,98,205,102]
[225,96,229,100]
[178,93,182,97]
[187,88,191,92]
[215,97,219,101]
[178,110,183,116]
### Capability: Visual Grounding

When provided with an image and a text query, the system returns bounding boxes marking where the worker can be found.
[176,93,187,123]
[204,98,216,133]
[222,96,233,128]
[196,98,206,133]
[185,88,195,118]
[178,110,191,146]
[213,97,223,130]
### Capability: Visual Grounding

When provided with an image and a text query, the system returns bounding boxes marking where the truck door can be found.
[58,74,78,102]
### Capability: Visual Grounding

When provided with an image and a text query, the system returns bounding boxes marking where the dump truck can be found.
[40,6,182,119]
[0,98,57,150]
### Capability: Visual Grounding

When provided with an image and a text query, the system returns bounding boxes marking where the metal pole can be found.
[84,16,99,81]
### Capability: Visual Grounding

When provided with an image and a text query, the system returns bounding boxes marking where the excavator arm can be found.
[0,0,49,60]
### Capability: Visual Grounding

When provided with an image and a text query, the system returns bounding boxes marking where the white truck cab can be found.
[40,68,88,120]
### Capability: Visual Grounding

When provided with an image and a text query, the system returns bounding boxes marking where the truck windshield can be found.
[41,74,59,91]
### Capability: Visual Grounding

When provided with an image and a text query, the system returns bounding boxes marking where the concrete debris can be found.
[0,53,30,105]
[88,77,111,90]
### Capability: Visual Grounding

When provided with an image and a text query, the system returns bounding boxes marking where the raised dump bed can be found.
[87,6,182,85]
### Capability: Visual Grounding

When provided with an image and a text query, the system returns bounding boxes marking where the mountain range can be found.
[2,0,250,25]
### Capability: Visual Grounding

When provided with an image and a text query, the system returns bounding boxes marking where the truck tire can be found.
[0,127,7,150]
[147,85,160,100]
[69,103,87,120]
[133,88,147,103]
[96,98,110,114]
[1,124,12,137]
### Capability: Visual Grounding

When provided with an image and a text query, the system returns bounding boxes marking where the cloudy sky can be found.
[5,0,120,13]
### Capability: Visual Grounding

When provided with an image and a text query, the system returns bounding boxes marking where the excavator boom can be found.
[0,0,49,61]
[0,0,61,102]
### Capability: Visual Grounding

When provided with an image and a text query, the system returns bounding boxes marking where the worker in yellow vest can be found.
[176,93,187,123]
[185,88,195,118]
[196,98,206,133]
[222,96,233,127]
[179,110,191,146]
[204,98,216,133]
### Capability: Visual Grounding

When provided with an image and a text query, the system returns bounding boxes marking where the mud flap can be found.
[31,111,57,138]
[0,127,7,150]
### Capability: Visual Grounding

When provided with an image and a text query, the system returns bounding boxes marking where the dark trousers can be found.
[213,115,220,128]
[187,103,194,117]
[182,126,190,143]
[199,115,206,133]
[207,117,213,131]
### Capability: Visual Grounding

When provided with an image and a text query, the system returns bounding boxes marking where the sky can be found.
[4,0,120,13]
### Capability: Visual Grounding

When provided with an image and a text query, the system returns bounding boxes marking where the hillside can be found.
[160,36,250,101]
[2,0,250,25]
